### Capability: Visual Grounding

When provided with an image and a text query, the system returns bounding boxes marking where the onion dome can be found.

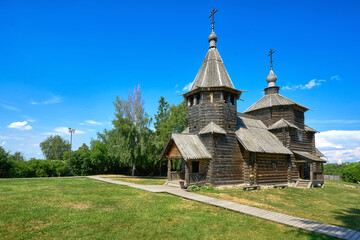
[266,69,277,87]
[208,31,217,48]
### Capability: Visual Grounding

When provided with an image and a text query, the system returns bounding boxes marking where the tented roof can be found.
[190,47,235,91]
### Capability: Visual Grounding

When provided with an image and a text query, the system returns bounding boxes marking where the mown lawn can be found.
[198,181,360,231]
[0,178,334,239]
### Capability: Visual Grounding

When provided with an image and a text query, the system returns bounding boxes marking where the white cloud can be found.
[30,95,62,105]
[1,141,6,146]
[8,121,32,130]
[182,82,193,91]
[330,75,341,81]
[301,79,326,89]
[45,127,85,135]
[283,79,326,90]
[316,130,360,163]
[1,103,19,111]
[85,120,102,125]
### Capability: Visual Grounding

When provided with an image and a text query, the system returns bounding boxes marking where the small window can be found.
[230,95,235,105]
[223,93,229,103]
[298,132,303,142]
[196,94,201,105]
[272,161,277,171]
[189,97,193,107]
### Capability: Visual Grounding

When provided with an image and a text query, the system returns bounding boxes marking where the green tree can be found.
[110,85,152,176]
[0,146,10,177]
[78,143,90,152]
[9,152,25,161]
[343,163,360,182]
[90,140,109,174]
[154,96,170,144]
[40,135,71,160]
[153,98,188,150]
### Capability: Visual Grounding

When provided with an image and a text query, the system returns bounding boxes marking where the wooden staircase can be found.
[295,179,312,188]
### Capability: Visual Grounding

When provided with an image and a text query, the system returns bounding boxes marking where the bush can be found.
[343,163,360,183]
[7,159,71,178]
[323,163,346,176]
[188,185,214,192]
[187,185,200,192]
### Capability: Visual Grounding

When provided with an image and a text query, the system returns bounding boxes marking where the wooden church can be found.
[159,9,326,189]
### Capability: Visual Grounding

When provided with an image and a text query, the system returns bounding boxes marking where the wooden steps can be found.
[295,179,312,188]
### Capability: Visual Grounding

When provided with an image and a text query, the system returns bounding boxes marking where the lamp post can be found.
[68,128,75,168]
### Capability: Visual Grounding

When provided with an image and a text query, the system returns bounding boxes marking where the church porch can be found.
[159,133,212,188]
[166,158,209,187]
[293,151,326,188]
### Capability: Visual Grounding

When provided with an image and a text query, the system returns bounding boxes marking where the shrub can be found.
[343,163,360,183]
[187,185,200,192]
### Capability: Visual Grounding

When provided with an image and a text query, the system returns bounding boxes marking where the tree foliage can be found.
[40,135,70,160]
[343,163,360,182]
[153,97,188,152]
[1,94,189,178]
[323,163,346,176]
[109,86,154,175]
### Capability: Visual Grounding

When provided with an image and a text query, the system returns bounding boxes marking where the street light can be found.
[68,128,75,169]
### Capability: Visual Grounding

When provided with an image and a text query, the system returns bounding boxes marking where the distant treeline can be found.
[324,163,360,183]
[0,88,187,178]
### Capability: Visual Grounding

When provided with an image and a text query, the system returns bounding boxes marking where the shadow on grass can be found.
[334,208,360,231]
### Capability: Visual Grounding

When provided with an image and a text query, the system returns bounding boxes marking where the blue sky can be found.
[1,0,360,163]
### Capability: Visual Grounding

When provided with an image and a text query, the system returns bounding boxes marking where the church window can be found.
[272,161,277,171]
[223,93,230,103]
[230,95,235,105]
[298,132,303,142]
[189,97,193,107]
[196,94,201,105]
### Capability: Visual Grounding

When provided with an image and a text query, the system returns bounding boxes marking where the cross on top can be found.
[209,8,218,31]
[267,49,275,69]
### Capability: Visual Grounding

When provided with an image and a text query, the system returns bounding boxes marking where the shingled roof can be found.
[305,125,318,133]
[235,114,292,154]
[159,133,211,161]
[199,122,227,135]
[268,118,299,130]
[190,47,234,91]
[244,93,310,113]
[293,150,327,162]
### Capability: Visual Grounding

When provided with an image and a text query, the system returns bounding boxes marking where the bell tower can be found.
[183,8,243,134]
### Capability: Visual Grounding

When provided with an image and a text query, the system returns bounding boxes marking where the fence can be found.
[324,175,342,181]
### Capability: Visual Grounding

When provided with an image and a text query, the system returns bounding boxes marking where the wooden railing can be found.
[189,173,206,183]
[313,172,324,181]
[170,171,184,181]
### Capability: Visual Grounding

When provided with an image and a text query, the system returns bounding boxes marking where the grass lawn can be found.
[0,178,334,240]
[197,181,360,231]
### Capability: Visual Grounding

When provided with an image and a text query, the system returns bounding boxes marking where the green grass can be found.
[198,181,360,231]
[0,178,334,240]
[331,180,360,187]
